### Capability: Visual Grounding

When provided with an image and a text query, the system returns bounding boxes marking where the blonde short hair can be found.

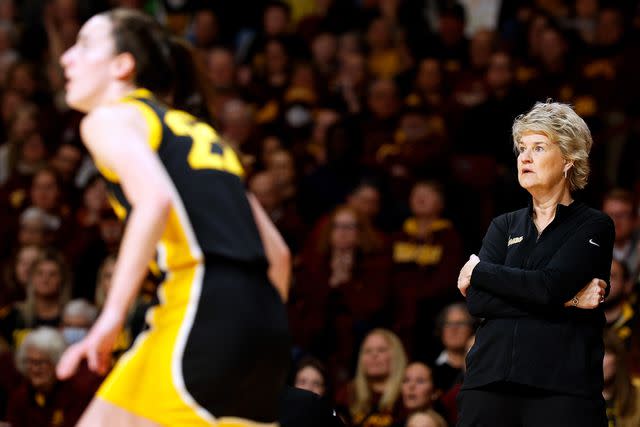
[512,101,592,191]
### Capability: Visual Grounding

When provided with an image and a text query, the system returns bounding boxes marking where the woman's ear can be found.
[564,161,574,173]
[110,52,136,81]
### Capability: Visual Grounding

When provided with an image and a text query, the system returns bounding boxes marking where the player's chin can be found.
[65,93,90,113]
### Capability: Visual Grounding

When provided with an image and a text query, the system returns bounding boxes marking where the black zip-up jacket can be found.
[462,201,614,398]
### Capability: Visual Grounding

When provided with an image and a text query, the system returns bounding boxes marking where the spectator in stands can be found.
[605,259,637,346]
[364,16,406,79]
[332,51,368,114]
[60,299,97,345]
[293,356,330,398]
[338,328,407,427]
[406,58,449,114]
[310,31,338,84]
[9,249,72,347]
[6,327,94,427]
[433,303,474,392]
[49,141,83,195]
[390,181,463,356]
[204,46,236,91]
[249,170,305,255]
[452,29,495,108]
[431,4,469,72]
[244,1,303,65]
[0,106,43,188]
[219,97,258,163]
[361,78,401,166]
[603,331,640,427]
[26,168,70,233]
[291,205,391,382]
[13,208,59,253]
[397,361,440,425]
[265,148,298,204]
[0,244,42,306]
[190,7,219,50]
[602,189,640,282]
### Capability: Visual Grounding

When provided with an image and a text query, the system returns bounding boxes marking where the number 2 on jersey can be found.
[164,110,243,176]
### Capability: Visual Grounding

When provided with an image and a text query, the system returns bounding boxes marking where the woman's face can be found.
[517,133,567,194]
[32,260,63,299]
[361,333,392,379]
[265,40,288,74]
[294,365,326,396]
[21,132,46,165]
[331,210,359,250]
[15,246,40,287]
[83,177,108,213]
[402,363,434,411]
[60,14,117,112]
[442,308,473,352]
[31,171,59,212]
[410,185,442,218]
[25,346,56,391]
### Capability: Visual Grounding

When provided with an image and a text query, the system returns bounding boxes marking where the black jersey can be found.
[96,88,266,270]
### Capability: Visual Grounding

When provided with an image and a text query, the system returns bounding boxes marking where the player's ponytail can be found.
[106,8,214,121]
[166,36,214,121]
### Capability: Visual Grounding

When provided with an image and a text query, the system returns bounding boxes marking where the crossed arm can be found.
[459,215,614,318]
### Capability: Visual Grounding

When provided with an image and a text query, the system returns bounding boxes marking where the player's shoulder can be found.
[81,103,148,141]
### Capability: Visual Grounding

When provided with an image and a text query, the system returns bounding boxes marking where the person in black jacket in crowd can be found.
[456,101,615,427]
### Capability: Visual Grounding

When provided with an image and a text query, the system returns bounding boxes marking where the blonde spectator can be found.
[343,328,407,427]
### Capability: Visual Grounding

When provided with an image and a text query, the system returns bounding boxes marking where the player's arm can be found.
[84,104,173,324]
[247,193,291,302]
[58,104,173,378]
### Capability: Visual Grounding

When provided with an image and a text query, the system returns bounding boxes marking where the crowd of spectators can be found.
[1,0,640,426]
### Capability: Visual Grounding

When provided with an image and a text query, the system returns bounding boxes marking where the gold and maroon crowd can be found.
[1,1,640,426]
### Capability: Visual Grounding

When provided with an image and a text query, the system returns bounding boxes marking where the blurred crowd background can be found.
[1,0,640,426]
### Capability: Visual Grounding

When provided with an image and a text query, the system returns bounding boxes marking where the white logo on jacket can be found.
[508,236,524,246]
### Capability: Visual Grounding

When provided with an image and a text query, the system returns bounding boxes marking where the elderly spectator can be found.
[6,327,98,427]
[60,299,97,345]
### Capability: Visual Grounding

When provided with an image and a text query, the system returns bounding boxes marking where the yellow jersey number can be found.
[164,110,243,176]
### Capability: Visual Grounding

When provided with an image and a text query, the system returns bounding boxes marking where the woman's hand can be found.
[458,254,480,297]
[56,309,124,379]
[564,278,607,309]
